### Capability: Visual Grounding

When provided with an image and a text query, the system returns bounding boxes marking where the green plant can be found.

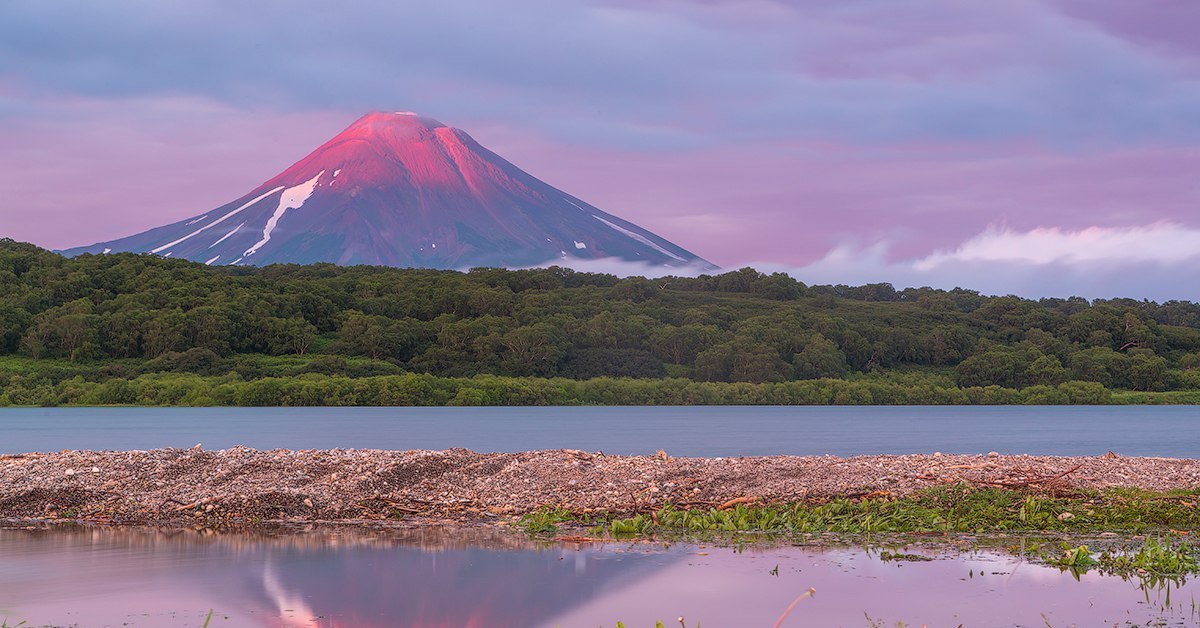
[1046,543,1098,570]
[1099,535,1199,578]
[1041,535,1200,585]
[588,486,1200,538]
[878,550,933,562]
[520,505,573,536]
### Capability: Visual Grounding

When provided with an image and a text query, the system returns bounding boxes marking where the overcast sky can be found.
[2,0,1199,300]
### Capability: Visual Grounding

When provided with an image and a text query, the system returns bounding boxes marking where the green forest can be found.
[1,238,1199,406]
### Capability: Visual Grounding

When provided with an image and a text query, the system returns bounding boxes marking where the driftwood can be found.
[158,497,213,512]
[718,496,760,510]
[943,463,997,470]
[843,489,892,500]
[556,535,607,543]
[969,464,1083,488]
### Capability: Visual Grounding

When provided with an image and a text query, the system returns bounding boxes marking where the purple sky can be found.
[2,0,1199,300]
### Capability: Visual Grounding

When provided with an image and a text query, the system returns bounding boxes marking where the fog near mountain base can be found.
[763,231,1200,302]
[510,257,717,280]
[524,221,1200,302]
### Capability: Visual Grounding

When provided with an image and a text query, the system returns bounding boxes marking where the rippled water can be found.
[1,526,1197,627]
[3,405,1199,457]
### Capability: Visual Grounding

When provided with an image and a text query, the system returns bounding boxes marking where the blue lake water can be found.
[0,405,1196,457]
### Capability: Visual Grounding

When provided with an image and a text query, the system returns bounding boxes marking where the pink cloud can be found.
[1049,0,1200,63]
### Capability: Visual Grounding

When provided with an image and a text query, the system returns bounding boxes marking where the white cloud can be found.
[507,256,716,279]
[769,223,1200,301]
[500,223,1200,301]
[915,223,1200,268]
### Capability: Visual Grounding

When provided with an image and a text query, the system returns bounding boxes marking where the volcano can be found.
[63,112,713,270]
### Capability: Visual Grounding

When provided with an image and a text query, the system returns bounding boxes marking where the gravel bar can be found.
[2,447,1199,526]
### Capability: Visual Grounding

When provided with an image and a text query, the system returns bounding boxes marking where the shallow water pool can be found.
[1,526,1196,627]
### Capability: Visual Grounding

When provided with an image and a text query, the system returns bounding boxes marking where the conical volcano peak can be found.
[63,112,715,271]
[325,111,462,163]
[287,110,484,192]
[349,111,448,134]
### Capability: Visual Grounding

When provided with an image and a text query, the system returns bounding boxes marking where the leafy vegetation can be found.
[1045,536,1200,584]
[519,505,576,536]
[877,550,933,562]
[569,486,1200,537]
[3,239,1200,405]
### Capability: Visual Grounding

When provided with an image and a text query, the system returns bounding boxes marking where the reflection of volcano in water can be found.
[10,526,1200,627]
[0,526,674,628]
[233,542,664,628]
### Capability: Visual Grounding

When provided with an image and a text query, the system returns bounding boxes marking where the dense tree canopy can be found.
[1,238,1199,405]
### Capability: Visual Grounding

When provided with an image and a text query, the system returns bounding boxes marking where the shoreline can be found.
[4,447,1200,528]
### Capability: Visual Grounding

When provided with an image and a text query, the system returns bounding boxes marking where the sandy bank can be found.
[2,447,1198,526]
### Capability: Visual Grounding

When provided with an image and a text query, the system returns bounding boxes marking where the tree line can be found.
[2,238,1199,405]
[3,372,1195,408]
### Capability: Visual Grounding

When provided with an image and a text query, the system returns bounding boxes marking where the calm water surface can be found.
[1,526,1196,627]
[0,405,1197,457]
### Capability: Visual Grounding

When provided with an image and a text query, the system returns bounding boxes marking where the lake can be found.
[0,405,1197,457]
[5,406,1199,626]
[1,525,1195,627]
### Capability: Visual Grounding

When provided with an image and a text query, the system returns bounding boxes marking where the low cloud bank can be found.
[915,223,1200,268]
[778,223,1200,301]
[510,257,715,279]
[521,224,1200,302]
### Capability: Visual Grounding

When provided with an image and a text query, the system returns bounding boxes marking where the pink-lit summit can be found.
[65,112,713,270]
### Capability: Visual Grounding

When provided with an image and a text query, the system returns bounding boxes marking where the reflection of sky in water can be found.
[2,527,1199,627]
[552,546,1200,627]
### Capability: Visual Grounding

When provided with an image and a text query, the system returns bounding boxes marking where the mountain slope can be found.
[63,112,713,270]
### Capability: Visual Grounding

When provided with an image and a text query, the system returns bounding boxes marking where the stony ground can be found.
[2,447,1199,526]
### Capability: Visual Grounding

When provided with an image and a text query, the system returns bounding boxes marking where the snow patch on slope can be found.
[592,215,686,262]
[151,186,284,254]
[209,222,244,248]
[205,255,220,265]
[185,214,209,226]
[574,241,587,249]
[244,171,323,257]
